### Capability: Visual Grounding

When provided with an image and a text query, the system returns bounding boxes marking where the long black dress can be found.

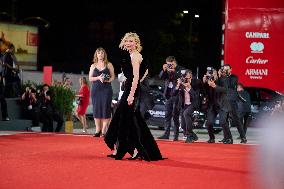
[104,52,163,161]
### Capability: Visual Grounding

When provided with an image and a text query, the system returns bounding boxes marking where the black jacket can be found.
[159,65,184,99]
[203,80,231,112]
[174,85,199,110]
[219,74,238,101]
[237,90,251,113]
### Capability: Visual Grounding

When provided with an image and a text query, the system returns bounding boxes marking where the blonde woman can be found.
[104,32,163,161]
[89,47,115,137]
[75,77,90,132]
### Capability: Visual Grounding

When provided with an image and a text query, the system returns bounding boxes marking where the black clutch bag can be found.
[76,97,82,105]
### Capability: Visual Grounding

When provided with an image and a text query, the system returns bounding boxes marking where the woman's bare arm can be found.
[127,53,142,105]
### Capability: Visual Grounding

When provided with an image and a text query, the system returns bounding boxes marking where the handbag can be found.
[76,97,83,105]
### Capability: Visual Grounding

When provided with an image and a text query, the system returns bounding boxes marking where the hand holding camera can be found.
[98,73,110,83]
[208,79,216,88]
[163,63,175,72]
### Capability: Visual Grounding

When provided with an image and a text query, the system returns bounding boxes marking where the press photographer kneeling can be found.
[175,70,200,143]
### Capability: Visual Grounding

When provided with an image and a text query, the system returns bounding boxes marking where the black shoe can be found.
[173,136,179,141]
[93,131,101,137]
[207,139,215,143]
[114,150,127,160]
[193,134,198,141]
[218,138,225,143]
[185,137,194,143]
[2,117,10,121]
[223,139,233,144]
[240,138,247,144]
[107,154,116,158]
[157,135,169,140]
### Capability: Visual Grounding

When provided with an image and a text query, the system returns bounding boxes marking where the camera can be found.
[167,63,174,69]
[180,73,189,83]
[101,73,110,81]
[206,67,215,81]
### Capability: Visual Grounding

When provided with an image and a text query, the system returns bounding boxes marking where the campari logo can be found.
[250,42,264,53]
[245,69,268,80]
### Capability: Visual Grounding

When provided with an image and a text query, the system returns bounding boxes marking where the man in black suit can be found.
[2,44,20,98]
[175,70,201,143]
[237,83,251,136]
[203,67,233,144]
[0,61,9,121]
[157,56,183,141]
[218,64,247,143]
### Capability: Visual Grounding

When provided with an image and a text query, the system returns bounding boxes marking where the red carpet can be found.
[0,133,257,189]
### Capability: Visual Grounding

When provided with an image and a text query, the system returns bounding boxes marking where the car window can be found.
[259,89,277,102]
[245,88,259,105]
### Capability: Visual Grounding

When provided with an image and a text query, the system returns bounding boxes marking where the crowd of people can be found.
[157,57,250,144]
[21,84,64,132]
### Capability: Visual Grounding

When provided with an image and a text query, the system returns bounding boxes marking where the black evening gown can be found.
[104,51,163,161]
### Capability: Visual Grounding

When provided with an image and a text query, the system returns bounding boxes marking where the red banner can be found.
[43,66,52,85]
[224,0,284,93]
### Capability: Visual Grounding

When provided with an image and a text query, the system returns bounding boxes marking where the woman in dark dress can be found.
[104,32,163,161]
[89,47,115,137]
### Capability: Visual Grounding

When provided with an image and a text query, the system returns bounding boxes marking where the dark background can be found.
[1,0,223,77]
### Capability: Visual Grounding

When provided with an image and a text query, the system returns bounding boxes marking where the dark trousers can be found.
[230,101,246,139]
[163,96,180,138]
[206,106,232,140]
[181,104,196,137]
[238,111,250,135]
[23,109,40,126]
[0,97,8,119]
[4,81,19,98]
[53,111,64,132]
[0,83,8,119]
[40,109,53,132]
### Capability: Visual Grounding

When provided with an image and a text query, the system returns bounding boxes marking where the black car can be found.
[244,87,284,125]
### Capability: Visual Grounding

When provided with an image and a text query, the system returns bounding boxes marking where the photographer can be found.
[38,84,53,132]
[21,86,40,127]
[175,70,200,143]
[158,56,184,141]
[0,60,9,121]
[218,64,247,143]
[203,67,233,144]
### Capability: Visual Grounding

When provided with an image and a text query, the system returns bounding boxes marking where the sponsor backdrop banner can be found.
[224,0,284,93]
[0,22,38,70]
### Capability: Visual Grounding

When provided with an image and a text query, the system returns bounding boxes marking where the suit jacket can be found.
[203,81,231,112]
[237,90,251,113]
[174,85,199,110]
[218,74,238,101]
[159,65,184,99]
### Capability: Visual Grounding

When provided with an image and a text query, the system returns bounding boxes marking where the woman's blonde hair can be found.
[93,47,109,66]
[119,32,142,52]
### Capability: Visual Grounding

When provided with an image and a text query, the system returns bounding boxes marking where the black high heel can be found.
[107,154,116,158]
[93,131,101,137]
